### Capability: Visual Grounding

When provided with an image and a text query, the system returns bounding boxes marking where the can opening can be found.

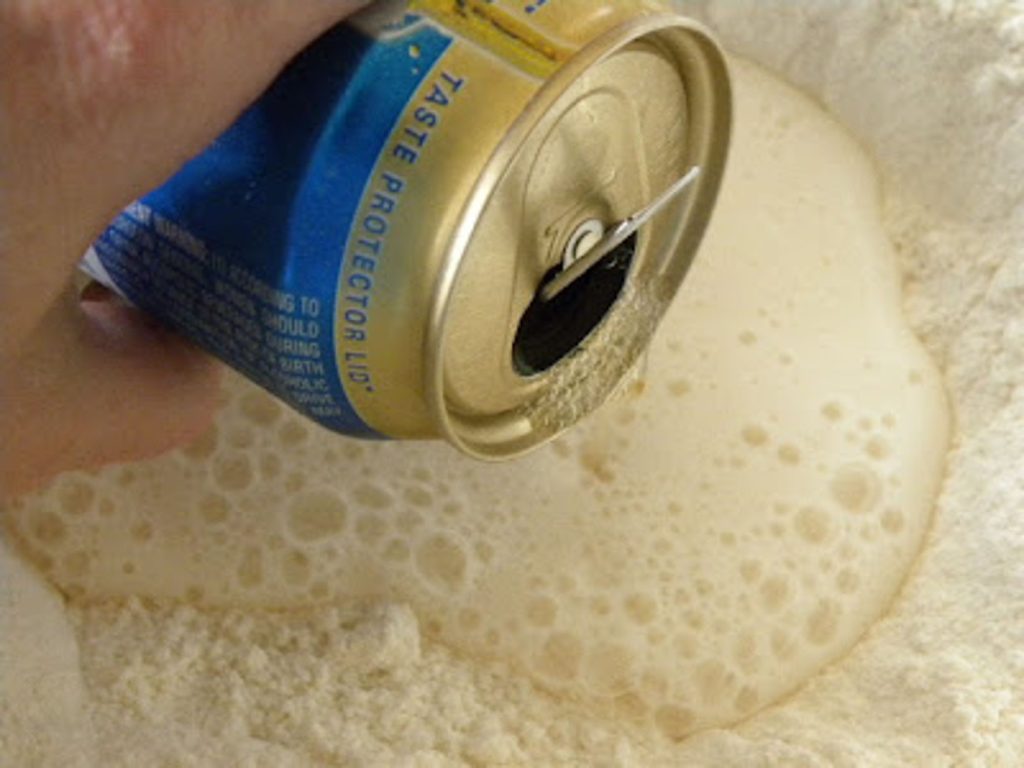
[512,233,638,376]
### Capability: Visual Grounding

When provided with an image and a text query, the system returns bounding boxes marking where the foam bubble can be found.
[355,514,388,546]
[667,379,691,397]
[57,477,95,517]
[624,593,658,625]
[822,402,844,421]
[771,629,797,661]
[280,550,312,586]
[182,426,219,460]
[526,596,558,627]
[865,437,892,460]
[760,576,791,612]
[353,482,393,510]
[583,643,634,696]
[199,493,231,525]
[30,512,66,545]
[415,535,468,592]
[212,453,253,491]
[239,390,282,426]
[237,548,264,588]
[836,568,860,594]
[381,539,411,563]
[732,630,759,673]
[403,486,434,508]
[131,520,152,544]
[694,660,736,706]
[881,508,906,534]
[741,425,769,447]
[227,426,255,450]
[283,472,307,493]
[536,632,583,680]
[286,490,348,542]
[739,560,762,583]
[396,509,424,534]
[830,464,882,513]
[777,444,801,465]
[805,599,841,645]
[277,420,308,446]
[794,506,831,545]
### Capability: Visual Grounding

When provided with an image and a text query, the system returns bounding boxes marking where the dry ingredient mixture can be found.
[3,1,1024,765]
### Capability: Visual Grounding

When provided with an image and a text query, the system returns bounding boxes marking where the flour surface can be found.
[3,0,1024,764]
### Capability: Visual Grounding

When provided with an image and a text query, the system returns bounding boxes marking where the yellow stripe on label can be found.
[412,0,575,78]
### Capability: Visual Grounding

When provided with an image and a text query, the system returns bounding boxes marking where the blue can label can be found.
[87,17,454,437]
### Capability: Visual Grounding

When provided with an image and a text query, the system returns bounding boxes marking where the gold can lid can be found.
[431,14,731,458]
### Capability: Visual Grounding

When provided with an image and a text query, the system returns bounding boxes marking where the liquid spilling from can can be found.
[83,0,731,458]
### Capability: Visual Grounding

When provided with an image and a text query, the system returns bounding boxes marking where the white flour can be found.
[2,1,1023,765]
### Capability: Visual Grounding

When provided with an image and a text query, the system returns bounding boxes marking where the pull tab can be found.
[540,165,702,303]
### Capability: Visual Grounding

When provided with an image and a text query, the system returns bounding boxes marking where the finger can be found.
[1,283,223,496]
[1,0,371,343]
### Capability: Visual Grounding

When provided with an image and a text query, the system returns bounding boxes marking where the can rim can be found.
[424,12,732,460]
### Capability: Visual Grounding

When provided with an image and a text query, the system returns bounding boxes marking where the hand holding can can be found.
[0,1,370,496]
[83,0,732,459]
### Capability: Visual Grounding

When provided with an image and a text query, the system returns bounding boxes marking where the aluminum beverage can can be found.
[83,0,731,458]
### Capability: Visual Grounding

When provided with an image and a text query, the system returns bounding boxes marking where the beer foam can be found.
[520,283,666,437]
[5,58,949,737]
